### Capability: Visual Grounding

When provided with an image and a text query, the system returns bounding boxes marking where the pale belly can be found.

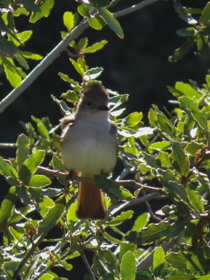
[61,120,117,175]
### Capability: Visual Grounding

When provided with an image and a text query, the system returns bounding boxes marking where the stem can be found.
[13,231,48,279]
[80,249,96,280]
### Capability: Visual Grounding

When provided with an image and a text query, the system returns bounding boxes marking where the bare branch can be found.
[80,249,96,280]
[14,231,48,279]
[109,193,165,215]
[0,143,17,148]
[114,0,161,18]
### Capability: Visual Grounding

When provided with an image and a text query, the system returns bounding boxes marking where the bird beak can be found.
[98,105,110,111]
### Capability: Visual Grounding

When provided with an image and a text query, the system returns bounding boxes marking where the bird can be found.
[60,83,117,220]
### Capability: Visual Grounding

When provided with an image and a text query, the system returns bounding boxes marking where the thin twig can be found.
[0,0,160,114]
[13,231,48,279]
[142,190,162,222]
[0,143,17,148]
[80,249,96,280]
[34,237,94,280]
[109,193,166,215]
[114,0,161,18]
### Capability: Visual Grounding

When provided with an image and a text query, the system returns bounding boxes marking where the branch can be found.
[36,165,166,195]
[13,231,48,279]
[80,249,96,280]
[0,18,89,114]
[114,0,161,18]
[34,237,94,280]
[109,193,165,215]
[0,0,160,113]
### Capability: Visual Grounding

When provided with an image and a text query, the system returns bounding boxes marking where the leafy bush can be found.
[1,1,210,279]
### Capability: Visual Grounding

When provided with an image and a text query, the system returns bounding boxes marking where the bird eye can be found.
[87,101,92,106]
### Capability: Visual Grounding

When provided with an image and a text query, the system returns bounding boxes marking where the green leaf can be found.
[29,0,54,23]
[63,11,74,31]
[103,232,126,245]
[58,72,79,85]
[153,247,165,271]
[37,123,50,139]
[169,36,195,62]
[84,67,104,81]
[16,133,29,170]
[179,96,208,130]
[19,150,45,181]
[148,141,171,152]
[199,2,210,25]
[175,82,202,100]
[83,40,108,53]
[19,51,43,60]
[125,221,169,245]
[132,213,150,232]
[94,175,132,200]
[77,37,88,51]
[26,175,51,187]
[67,201,78,222]
[69,58,85,77]
[3,61,22,87]
[173,0,197,24]
[39,196,55,217]
[199,26,210,36]
[120,251,136,280]
[184,141,203,155]
[18,0,40,12]
[0,36,18,53]
[186,186,204,213]
[97,7,124,38]
[196,36,210,62]
[51,95,72,116]
[119,243,136,262]
[165,252,187,270]
[61,90,79,103]
[0,186,17,228]
[15,53,29,69]
[88,16,106,30]
[9,205,35,224]
[10,31,32,47]
[167,181,190,205]
[157,113,176,137]
[77,4,90,17]
[171,141,189,175]
[123,112,143,127]
[105,210,133,226]
[38,201,65,233]
[0,157,18,178]
[176,27,195,37]
[58,260,73,271]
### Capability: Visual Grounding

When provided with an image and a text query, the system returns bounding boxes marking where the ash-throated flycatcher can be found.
[60,83,117,220]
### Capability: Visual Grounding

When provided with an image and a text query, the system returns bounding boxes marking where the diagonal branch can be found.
[0,0,161,114]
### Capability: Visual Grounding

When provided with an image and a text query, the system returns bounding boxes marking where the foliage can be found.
[1,0,210,279]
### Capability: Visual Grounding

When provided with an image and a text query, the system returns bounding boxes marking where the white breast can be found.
[61,119,117,175]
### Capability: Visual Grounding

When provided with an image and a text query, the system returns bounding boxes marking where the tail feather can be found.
[76,181,107,220]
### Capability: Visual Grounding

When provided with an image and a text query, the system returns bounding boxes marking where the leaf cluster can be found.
[169,0,210,62]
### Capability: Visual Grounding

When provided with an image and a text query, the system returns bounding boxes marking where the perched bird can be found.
[60,83,117,220]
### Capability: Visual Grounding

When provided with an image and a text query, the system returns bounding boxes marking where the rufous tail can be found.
[76,178,107,220]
